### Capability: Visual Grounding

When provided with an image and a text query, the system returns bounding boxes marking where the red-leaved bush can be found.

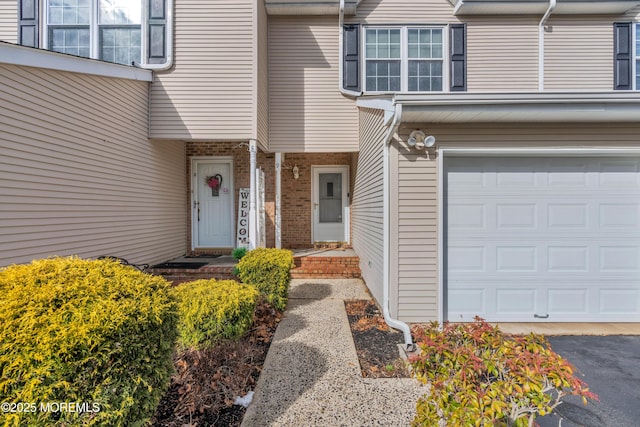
[409,318,598,427]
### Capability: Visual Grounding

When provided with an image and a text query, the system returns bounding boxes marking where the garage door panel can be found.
[548,203,589,229]
[599,203,640,228]
[599,246,640,272]
[446,156,640,322]
[496,204,537,229]
[599,289,639,314]
[495,289,537,314]
[548,288,589,314]
[496,246,537,272]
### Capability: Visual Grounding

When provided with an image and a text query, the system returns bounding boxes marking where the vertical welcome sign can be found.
[236,188,250,248]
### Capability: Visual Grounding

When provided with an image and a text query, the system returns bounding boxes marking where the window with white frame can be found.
[46,0,142,66]
[364,26,445,93]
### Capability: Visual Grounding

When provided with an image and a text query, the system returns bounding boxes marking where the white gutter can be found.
[339,0,362,98]
[538,0,556,91]
[383,103,415,351]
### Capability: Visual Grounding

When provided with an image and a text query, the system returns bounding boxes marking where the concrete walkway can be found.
[242,279,425,427]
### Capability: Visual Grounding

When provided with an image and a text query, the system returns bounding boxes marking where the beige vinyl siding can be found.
[394,122,640,323]
[394,132,438,322]
[544,17,614,90]
[150,0,255,140]
[268,16,359,152]
[352,0,455,23]
[255,0,269,150]
[352,108,385,305]
[0,63,186,267]
[0,0,16,43]
[466,18,539,92]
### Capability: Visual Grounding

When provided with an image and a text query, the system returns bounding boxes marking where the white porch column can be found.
[275,152,282,249]
[249,139,257,250]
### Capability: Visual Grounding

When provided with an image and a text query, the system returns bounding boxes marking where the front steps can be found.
[291,250,361,279]
[151,249,361,284]
[149,264,236,285]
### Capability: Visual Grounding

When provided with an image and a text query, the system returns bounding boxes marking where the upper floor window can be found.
[364,26,445,93]
[46,0,141,65]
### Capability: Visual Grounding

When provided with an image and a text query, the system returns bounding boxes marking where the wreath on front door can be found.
[206,174,223,197]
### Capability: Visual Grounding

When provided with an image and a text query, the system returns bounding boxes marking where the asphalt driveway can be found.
[537,335,640,427]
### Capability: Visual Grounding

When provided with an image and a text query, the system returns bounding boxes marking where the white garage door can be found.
[445,156,640,322]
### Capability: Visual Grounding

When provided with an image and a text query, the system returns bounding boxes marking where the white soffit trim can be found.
[265,0,358,15]
[0,42,153,82]
[450,0,640,15]
[395,93,640,123]
[355,97,396,125]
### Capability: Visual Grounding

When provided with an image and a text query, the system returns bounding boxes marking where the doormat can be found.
[184,254,222,259]
[152,262,208,269]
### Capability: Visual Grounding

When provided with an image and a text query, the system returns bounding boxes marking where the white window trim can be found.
[42,0,172,69]
[362,25,449,94]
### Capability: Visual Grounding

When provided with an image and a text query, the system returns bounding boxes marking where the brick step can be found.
[294,256,360,267]
[149,266,236,285]
[291,268,361,279]
[291,255,361,279]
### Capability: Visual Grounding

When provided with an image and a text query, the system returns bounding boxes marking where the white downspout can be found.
[249,139,258,250]
[383,103,415,351]
[339,0,363,98]
[538,0,556,91]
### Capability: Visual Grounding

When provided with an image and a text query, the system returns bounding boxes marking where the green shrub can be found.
[409,318,598,427]
[172,279,259,349]
[236,248,294,311]
[0,256,178,427]
[232,247,248,261]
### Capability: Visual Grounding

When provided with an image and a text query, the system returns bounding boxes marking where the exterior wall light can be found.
[292,165,300,180]
[407,130,436,150]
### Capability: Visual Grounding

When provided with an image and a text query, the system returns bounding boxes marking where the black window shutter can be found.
[343,24,360,92]
[18,0,39,48]
[613,22,632,90]
[450,23,466,92]
[147,0,167,64]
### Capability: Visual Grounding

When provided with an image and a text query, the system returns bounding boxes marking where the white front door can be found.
[193,159,234,248]
[312,166,349,243]
[445,155,640,322]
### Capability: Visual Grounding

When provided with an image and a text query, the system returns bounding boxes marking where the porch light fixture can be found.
[292,165,300,180]
[407,130,436,150]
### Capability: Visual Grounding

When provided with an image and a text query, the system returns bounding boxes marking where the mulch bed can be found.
[152,298,410,426]
[345,299,411,378]
[151,302,282,427]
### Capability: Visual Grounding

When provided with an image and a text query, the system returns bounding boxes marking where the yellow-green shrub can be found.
[172,279,260,349]
[236,248,294,311]
[0,256,178,427]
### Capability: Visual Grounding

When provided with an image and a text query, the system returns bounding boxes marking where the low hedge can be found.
[0,257,178,427]
[235,248,294,311]
[171,279,259,349]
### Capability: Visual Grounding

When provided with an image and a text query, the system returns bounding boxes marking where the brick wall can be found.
[185,143,353,251]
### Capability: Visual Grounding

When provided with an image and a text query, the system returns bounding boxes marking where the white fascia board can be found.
[265,1,357,15]
[452,0,640,15]
[396,92,640,123]
[355,96,396,125]
[0,42,153,82]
